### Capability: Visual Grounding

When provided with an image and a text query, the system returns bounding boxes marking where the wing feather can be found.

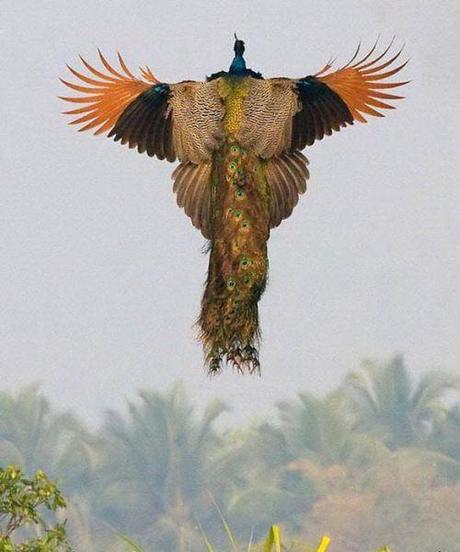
[237,78,299,158]
[60,53,155,137]
[284,40,409,149]
[265,152,309,228]
[317,41,409,124]
[60,52,224,164]
[168,80,225,163]
[172,161,213,238]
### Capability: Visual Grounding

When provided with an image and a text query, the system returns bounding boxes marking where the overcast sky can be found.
[1,0,459,426]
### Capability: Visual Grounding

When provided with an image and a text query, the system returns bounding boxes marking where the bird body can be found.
[191,74,271,371]
[60,37,408,373]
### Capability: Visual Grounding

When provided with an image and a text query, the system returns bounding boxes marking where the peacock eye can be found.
[241,220,250,228]
[235,188,245,199]
[228,161,237,172]
[240,257,251,269]
[230,145,239,155]
[227,277,236,290]
[243,275,252,285]
[234,210,242,219]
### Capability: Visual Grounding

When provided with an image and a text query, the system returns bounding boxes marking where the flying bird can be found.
[60,37,408,374]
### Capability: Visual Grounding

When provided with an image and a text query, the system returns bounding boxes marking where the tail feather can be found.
[198,141,270,373]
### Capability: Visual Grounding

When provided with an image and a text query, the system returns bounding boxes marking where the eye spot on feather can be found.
[230,145,239,156]
[235,188,245,200]
[234,210,242,220]
[243,275,252,286]
[240,257,251,270]
[240,220,251,232]
[226,278,236,291]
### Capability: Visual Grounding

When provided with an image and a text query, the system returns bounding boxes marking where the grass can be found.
[119,525,332,551]
[119,518,393,551]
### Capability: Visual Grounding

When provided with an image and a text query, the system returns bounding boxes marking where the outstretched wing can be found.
[60,51,224,163]
[291,39,409,149]
[236,40,408,228]
[60,51,225,237]
[60,51,171,155]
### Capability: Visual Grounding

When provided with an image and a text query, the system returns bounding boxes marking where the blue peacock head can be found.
[207,34,261,80]
[229,33,247,75]
[233,34,245,57]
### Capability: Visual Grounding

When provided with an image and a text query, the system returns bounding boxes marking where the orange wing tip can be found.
[317,38,409,123]
[140,65,159,84]
[60,51,156,135]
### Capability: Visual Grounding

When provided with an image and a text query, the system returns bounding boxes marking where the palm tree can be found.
[273,390,389,476]
[344,355,459,449]
[224,392,359,538]
[0,384,85,476]
[430,403,460,457]
[428,403,460,480]
[91,382,231,552]
[276,392,353,466]
[0,385,103,549]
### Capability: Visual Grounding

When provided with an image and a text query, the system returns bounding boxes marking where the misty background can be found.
[1,0,459,426]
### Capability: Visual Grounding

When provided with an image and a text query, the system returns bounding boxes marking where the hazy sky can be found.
[2,1,459,426]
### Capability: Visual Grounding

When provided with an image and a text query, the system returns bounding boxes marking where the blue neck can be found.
[229,54,247,75]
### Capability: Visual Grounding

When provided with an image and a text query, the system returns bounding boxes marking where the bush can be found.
[0,465,71,551]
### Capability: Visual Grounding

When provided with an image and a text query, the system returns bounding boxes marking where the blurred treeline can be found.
[0,355,459,552]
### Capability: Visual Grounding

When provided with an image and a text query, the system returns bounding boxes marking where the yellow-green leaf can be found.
[263,525,281,552]
[316,535,331,552]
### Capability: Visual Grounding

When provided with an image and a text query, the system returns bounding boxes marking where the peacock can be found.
[60,36,408,374]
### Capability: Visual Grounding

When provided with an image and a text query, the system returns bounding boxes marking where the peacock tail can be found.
[60,37,408,374]
[199,143,269,372]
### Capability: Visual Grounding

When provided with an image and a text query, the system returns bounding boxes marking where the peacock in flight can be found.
[60,36,408,374]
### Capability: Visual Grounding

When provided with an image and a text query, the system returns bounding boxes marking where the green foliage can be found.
[119,523,329,552]
[345,355,459,449]
[0,355,458,551]
[117,533,146,552]
[262,525,281,552]
[92,382,231,550]
[0,465,71,551]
